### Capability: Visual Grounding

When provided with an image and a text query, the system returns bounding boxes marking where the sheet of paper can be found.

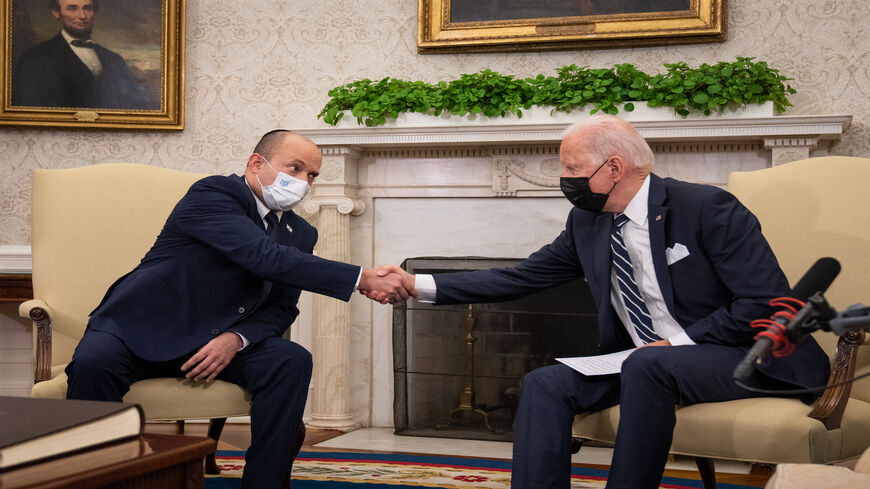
[556,349,636,376]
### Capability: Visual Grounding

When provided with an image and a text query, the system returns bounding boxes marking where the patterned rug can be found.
[205,450,759,489]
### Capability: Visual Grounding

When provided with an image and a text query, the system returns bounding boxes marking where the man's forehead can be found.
[273,142,321,167]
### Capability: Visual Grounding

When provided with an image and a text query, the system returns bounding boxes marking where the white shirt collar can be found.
[619,174,651,226]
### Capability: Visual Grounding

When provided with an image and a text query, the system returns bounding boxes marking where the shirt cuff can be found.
[353,267,362,291]
[234,331,250,351]
[668,331,696,346]
[415,274,437,303]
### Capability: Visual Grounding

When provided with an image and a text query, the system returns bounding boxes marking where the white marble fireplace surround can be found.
[294,111,852,429]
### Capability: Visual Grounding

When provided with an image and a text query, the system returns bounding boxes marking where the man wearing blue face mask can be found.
[368,116,829,489]
[66,130,415,489]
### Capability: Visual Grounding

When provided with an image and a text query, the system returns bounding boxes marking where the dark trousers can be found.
[66,329,312,489]
[511,344,773,489]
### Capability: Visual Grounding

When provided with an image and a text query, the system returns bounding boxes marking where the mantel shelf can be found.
[299,114,852,148]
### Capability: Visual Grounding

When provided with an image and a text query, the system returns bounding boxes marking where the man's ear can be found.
[607,156,626,180]
[247,153,263,173]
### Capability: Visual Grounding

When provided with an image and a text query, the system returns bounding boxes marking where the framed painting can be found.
[418,0,726,53]
[1,0,184,130]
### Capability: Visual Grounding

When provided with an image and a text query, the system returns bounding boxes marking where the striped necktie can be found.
[611,213,662,344]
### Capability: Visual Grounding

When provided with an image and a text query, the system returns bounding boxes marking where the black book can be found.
[0,396,144,471]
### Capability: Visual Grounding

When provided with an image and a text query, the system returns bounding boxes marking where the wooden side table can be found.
[0,434,216,489]
[0,273,32,303]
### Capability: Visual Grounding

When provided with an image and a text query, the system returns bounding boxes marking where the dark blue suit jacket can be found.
[12,33,156,109]
[88,174,360,361]
[434,174,829,389]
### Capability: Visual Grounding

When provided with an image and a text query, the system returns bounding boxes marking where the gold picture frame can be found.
[418,0,726,53]
[1,0,184,130]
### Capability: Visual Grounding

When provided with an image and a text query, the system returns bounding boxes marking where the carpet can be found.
[205,450,760,489]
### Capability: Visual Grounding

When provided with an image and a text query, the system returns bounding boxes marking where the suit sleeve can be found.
[681,189,789,345]
[171,178,361,302]
[228,227,320,346]
[434,215,583,305]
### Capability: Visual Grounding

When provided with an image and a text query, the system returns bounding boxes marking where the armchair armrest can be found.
[808,329,866,429]
[19,299,55,383]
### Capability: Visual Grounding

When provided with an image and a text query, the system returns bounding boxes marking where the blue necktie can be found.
[611,213,662,344]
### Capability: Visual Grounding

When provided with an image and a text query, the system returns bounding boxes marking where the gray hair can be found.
[562,115,654,169]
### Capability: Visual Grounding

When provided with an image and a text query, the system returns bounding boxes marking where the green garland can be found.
[318,58,796,127]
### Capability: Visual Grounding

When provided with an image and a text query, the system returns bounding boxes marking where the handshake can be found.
[358,265,416,304]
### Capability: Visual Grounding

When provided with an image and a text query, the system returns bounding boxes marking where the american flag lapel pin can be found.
[286,224,293,232]
[655,215,662,221]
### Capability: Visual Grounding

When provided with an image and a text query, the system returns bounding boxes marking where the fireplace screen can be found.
[393,257,599,441]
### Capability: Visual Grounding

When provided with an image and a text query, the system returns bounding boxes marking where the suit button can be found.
[211,329,220,335]
[238,307,246,314]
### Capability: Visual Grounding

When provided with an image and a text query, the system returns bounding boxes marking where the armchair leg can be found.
[175,420,185,435]
[204,417,228,475]
[694,456,717,489]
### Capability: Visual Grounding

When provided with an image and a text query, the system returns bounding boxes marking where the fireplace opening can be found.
[393,257,599,441]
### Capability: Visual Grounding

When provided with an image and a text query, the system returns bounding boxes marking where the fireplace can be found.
[392,257,599,441]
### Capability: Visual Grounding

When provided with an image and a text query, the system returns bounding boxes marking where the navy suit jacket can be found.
[12,33,156,109]
[88,174,360,361]
[434,174,829,389]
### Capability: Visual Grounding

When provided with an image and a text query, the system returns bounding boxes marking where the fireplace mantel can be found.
[300,113,851,165]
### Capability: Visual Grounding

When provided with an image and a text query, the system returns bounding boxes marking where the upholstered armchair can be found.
[572,156,870,488]
[20,163,252,474]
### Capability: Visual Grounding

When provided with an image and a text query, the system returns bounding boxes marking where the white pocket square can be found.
[665,243,690,265]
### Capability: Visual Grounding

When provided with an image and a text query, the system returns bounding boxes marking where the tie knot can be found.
[70,39,95,48]
[614,213,630,228]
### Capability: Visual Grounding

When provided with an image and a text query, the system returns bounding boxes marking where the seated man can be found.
[67,130,412,488]
[368,115,830,489]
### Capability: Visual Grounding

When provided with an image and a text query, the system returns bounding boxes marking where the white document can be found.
[556,349,636,376]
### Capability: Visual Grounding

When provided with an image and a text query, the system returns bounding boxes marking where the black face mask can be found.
[560,160,616,212]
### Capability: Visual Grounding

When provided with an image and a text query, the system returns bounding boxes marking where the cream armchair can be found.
[20,163,252,474]
[572,156,870,488]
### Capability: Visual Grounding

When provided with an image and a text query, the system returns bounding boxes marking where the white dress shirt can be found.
[61,29,102,76]
[415,175,694,347]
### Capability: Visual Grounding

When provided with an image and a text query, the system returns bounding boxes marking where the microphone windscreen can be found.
[790,257,841,301]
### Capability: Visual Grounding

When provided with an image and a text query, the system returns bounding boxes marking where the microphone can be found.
[733,257,841,381]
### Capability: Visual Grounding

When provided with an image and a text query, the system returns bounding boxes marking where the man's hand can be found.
[181,332,242,382]
[358,265,417,304]
[638,339,672,348]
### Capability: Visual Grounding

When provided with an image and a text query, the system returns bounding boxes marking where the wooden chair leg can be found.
[695,456,717,489]
[175,420,185,435]
[204,417,228,475]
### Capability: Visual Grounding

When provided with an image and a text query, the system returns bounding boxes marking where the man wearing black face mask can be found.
[368,115,829,489]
